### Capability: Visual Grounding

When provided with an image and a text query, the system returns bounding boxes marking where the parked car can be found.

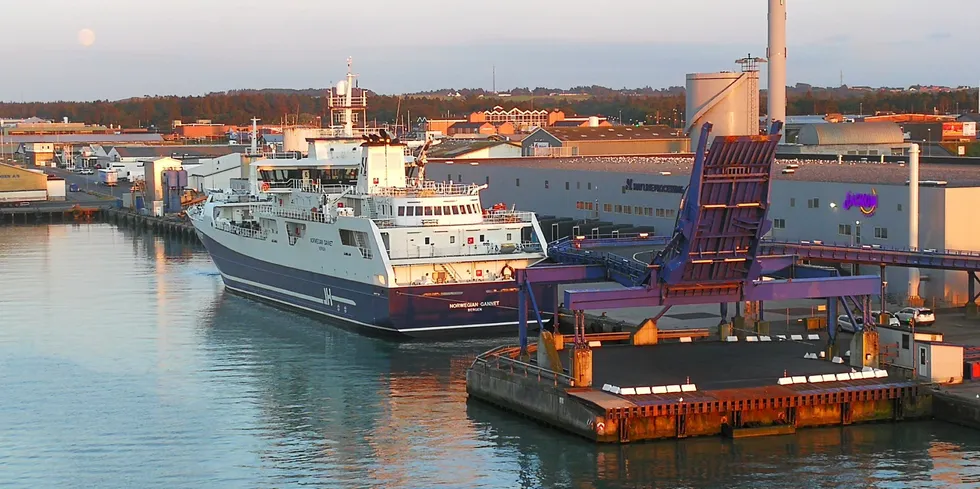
[69,183,80,192]
[894,307,935,326]
[870,310,901,327]
[837,314,864,333]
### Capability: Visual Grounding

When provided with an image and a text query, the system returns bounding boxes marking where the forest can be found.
[0,86,975,131]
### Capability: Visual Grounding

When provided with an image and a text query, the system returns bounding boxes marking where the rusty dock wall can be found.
[467,338,935,444]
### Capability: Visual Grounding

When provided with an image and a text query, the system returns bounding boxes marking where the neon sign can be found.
[843,189,878,216]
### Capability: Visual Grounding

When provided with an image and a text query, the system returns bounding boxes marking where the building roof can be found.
[535,125,685,142]
[958,113,980,124]
[797,122,905,146]
[427,140,520,159]
[449,122,492,130]
[113,145,249,159]
[2,134,164,144]
[436,155,980,187]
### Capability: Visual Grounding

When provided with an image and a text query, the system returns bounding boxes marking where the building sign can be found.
[622,178,685,194]
[843,188,878,216]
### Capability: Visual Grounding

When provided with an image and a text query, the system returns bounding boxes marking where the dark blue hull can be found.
[199,232,556,338]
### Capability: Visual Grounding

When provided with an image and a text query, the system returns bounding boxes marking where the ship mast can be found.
[328,57,365,138]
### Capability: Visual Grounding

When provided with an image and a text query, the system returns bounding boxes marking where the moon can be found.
[78,28,96,47]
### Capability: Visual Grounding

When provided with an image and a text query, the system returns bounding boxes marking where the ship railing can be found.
[215,221,269,240]
[376,181,483,197]
[264,179,354,195]
[254,205,333,223]
[482,210,535,224]
[387,241,544,260]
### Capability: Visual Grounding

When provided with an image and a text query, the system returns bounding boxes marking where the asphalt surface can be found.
[592,340,853,391]
[45,167,133,200]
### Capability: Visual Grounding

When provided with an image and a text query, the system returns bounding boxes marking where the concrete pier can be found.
[467,334,933,443]
[102,208,200,243]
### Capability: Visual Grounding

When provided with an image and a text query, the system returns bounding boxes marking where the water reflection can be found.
[2,223,980,489]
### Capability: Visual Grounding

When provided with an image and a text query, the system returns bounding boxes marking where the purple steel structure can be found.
[515,122,882,355]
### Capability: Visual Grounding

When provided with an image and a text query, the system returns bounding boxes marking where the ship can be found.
[188,59,555,338]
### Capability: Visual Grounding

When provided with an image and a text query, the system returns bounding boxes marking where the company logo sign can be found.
[843,188,878,216]
[623,178,684,194]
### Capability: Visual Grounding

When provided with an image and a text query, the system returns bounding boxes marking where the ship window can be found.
[406,207,415,216]
[544,180,549,189]
[434,206,443,215]
[516,178,520,187]
[425,237,430,245]
[415,206,423,215]
[452,205,459,214]
[450,236,456,244]
[506,233,512,241]
[424,207,433,216]
[565,182,569,190]
[588,183,592,190]
[443,206,450,214]
[479,234,485,242]
[398,206,405,216]
[472,204,478,213]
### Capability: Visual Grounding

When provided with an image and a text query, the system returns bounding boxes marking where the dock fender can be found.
[593,418,606,435]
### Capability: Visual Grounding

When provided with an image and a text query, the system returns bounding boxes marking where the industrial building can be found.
[777,122,911,156]
[422,107,611,138]
[0,163,63,202]
[186,153,246,192]
[427,140,522,160]
[430,156,980,302]
[521,126,689,156]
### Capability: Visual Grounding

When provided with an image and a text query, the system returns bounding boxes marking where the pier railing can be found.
[472,345,575,386]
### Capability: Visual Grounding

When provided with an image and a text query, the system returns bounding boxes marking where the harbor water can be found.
[2,223,980,489]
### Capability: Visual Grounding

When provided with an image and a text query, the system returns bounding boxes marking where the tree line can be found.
[0,88,975,131]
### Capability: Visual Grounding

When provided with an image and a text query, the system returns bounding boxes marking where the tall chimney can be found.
[908,143,920,299]
[767,0,787,141]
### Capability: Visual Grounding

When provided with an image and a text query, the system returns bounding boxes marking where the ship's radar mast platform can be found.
[328,57,367,137]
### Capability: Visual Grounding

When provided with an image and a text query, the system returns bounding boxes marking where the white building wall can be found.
[187,153,242,191]
[430,161,980,301]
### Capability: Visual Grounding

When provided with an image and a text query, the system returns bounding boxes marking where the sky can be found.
[3,0,979,102]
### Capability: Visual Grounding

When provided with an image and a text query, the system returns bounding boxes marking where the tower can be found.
[767,0,787,141]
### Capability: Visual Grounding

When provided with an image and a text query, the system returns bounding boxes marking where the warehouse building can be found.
[0,163,50,202]
[428,140,522,160]
[521,126,689,157]
[431,156,980,303]
[187,154,245,192]
[778,122,910,156]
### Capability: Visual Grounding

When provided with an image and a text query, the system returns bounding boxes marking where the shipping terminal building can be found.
[429,156,979,303]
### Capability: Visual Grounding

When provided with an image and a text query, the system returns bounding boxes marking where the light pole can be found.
[926,128,931,156]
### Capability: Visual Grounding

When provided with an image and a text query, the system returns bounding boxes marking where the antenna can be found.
[736,54,766,73]
[492,64,496,94]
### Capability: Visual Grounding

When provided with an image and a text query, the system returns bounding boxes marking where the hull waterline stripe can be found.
[221,273,522,333]
[223,272,357,306]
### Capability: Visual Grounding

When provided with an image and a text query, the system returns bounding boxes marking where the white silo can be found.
[685,71,760,149]
[588,116,600,127]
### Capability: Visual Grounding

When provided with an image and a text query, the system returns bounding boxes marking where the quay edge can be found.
[466,339,935,444]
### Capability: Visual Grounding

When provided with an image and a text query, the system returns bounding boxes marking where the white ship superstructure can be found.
[189,60,555,336]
